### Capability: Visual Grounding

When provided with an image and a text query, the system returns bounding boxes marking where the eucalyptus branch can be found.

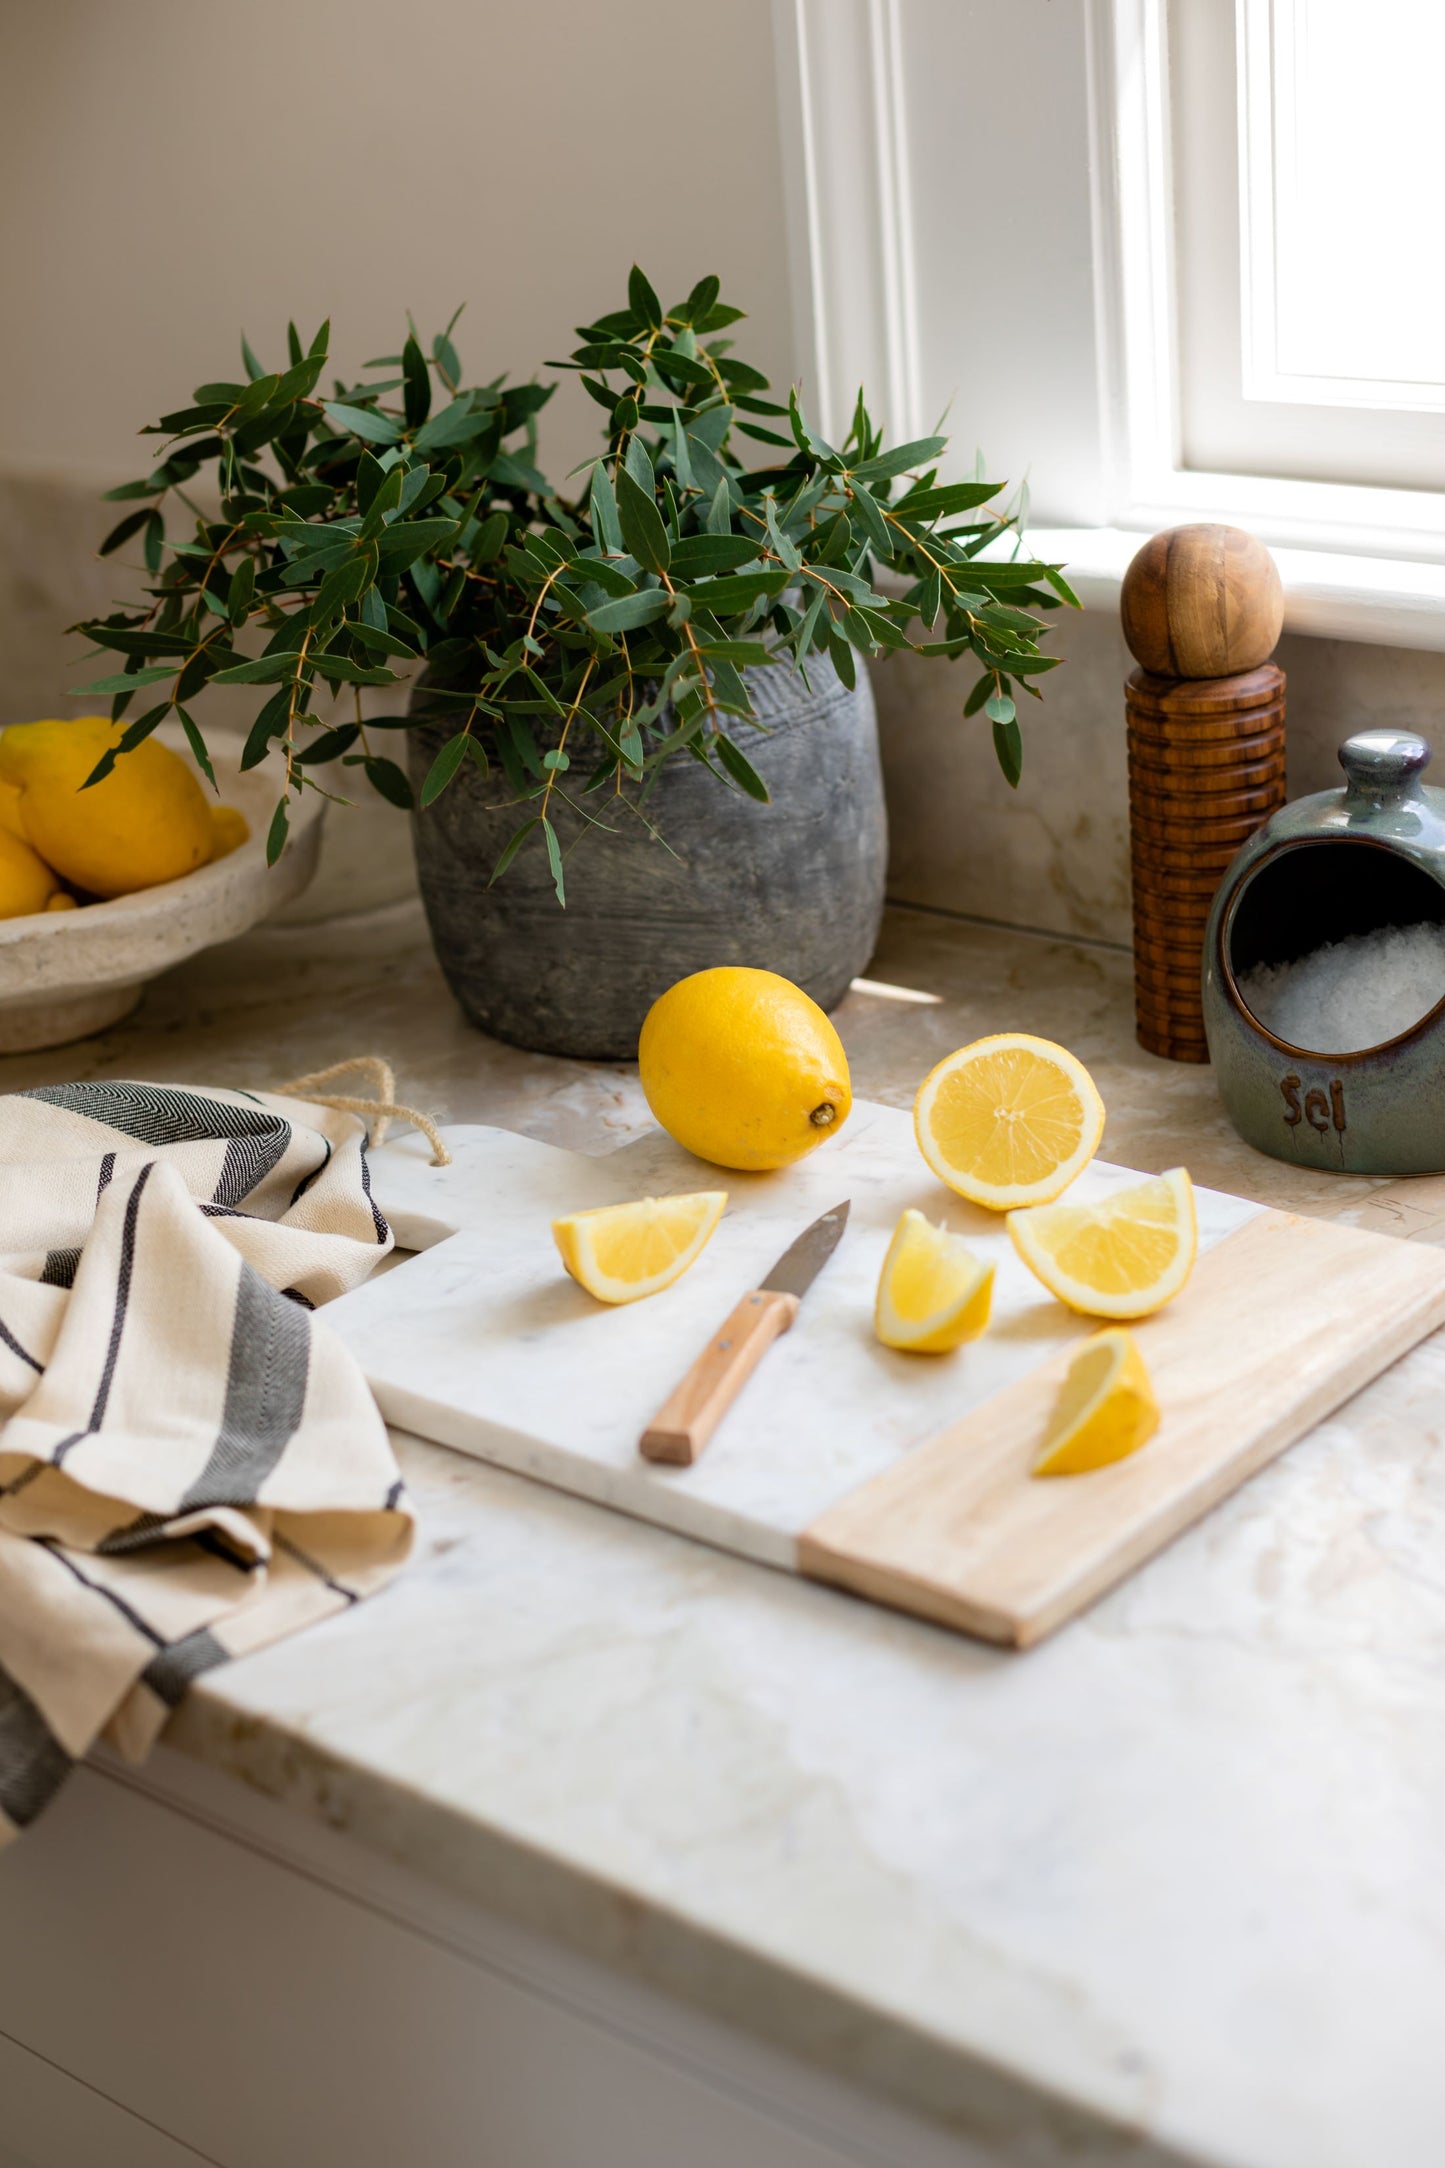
[73,266,1078,885]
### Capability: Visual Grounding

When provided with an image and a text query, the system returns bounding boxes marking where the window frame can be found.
[772,0,1445,606]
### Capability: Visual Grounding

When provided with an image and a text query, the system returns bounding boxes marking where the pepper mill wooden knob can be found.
[1122,524,1287,1063]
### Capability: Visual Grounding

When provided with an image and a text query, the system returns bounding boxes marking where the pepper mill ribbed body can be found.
[1121,524,1287,1063]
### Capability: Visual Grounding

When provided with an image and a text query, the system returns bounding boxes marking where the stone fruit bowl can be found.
[0,729,324,1052]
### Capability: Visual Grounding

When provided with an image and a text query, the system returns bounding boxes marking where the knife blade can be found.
[760,1199,851,1299]
[639,1201,852,1467]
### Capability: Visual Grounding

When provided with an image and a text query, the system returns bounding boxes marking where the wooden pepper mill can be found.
[1121,523,1286,1062]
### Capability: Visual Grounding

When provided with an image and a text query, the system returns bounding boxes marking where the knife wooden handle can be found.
[640,1289,800,1465]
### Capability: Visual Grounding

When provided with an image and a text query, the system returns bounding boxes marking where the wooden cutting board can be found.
[325,1102,1445,1646]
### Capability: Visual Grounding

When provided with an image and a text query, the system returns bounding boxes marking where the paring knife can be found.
[639,1201,851,1466]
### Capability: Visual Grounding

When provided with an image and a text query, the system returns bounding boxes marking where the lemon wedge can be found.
[1033,1328,1160,1476]
[913,1034,1105,1210]
[552,1191,727,1304]
[1008,1167,1197,1319]
[874,1208,994,1352]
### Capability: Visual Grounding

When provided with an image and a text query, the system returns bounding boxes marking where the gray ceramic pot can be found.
[406,654,887,1059]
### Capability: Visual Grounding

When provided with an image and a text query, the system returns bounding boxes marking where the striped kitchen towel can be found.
[0,1078,415,1845]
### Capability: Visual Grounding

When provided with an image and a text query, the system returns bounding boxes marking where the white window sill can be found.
[1026,527,1445,655]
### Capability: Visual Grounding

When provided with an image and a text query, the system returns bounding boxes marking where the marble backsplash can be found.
[872,602,1445,950]
[7,467,1445,947]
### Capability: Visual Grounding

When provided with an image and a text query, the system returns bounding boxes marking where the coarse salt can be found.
[1237,921,1445,1054]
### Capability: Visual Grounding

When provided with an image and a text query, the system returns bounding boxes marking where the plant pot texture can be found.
[407,654,887,1060]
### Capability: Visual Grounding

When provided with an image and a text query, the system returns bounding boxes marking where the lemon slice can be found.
[1008,1167,1197,1319]
[874,1208,994,1353]
[914,1034,1105,1210]
[1033,1328,1160,1476]
[552,1191,726,1304]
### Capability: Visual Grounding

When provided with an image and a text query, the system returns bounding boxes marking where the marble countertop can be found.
[12,900,1444,2168]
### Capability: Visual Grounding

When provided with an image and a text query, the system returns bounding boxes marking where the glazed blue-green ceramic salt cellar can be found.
[1202,730,1445,1175]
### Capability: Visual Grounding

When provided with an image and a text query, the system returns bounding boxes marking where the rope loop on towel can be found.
[276,1056,451,1167]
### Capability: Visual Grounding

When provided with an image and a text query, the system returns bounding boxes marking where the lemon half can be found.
[1008,1167,1197,1319]
[552,1191,727,1304]
[914,1034,1105,1211]
[1033,1328,1160,1476]
[874,1208,994,1352]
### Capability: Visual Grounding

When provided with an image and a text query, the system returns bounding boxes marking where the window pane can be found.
[1245,0,1445,408]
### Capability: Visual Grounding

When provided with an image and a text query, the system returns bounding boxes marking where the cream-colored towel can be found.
[0,1079,413,1843]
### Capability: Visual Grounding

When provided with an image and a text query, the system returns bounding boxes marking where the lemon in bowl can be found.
[0,828,70,919]
[0,716,232,897]
[0,722,316,1051]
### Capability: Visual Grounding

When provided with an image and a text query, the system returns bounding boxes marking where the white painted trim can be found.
[778,0,1445,569]
[770,0,921,447]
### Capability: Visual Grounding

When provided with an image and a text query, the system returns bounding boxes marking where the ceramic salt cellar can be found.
[1202,730,1445,1175]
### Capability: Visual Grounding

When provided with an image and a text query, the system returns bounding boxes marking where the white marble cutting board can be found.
[326,1101,1260,1570]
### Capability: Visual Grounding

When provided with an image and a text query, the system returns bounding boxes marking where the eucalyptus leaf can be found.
[586,591,672,634]
[266,797,290,866]
[615,467,671,574]
[992,716,1023,787]
[715,733,771,801]
[323,401,403,445]
[628,265,663,331]
[420,732,470,805]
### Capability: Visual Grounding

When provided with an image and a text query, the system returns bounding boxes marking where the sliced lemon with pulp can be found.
[1034,1328,1160,1475]
[1008,1167,1196,1319]
[874,1208,994,1352]
[914,1034,1105,1210]
[552,1191,726,1304]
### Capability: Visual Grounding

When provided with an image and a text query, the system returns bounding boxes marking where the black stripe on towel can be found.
[288,1135,331,1210]
[53,1161,155,1469]
[0,1661,72,1829]
[38,1540,165,1649]
[358,1142,389,1245]
[96,1150,115,1199]
[96,1510,167,1555]
[23,1080,289,1158]
[0,1316,43,1374]
[177,1262,310,1513]
[212,1125,291,1209]
[141,1628,229,1709]
[274,1529,360,1606]
[39,1248,80,1290]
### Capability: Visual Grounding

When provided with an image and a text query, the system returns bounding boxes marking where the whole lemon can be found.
[638,967,852,1171]
[208,804,250,860]
[0,827,66,919]
[0,717,214,898]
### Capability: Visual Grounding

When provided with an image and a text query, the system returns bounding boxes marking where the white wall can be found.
[0,0,797,487]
